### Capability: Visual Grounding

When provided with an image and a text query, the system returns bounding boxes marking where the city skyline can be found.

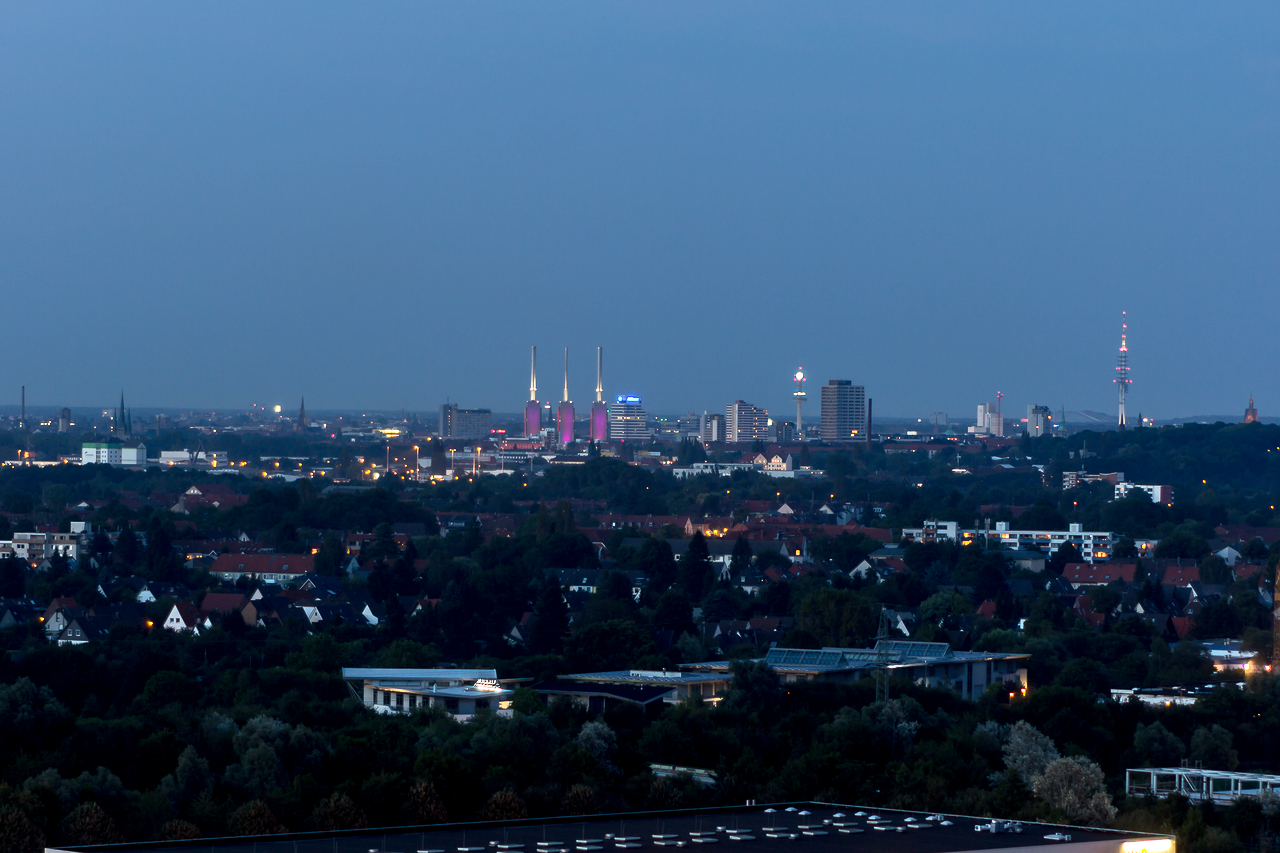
[3,331,1272,425]
[3,5,1278,417]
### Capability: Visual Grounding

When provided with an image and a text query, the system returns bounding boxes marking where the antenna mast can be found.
[792,367,806,441]
[1115,311,1132,429]
[562,347,569,402]
[596,347,603,404]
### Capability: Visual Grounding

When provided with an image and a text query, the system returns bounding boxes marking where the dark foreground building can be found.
[51,801,1173,853]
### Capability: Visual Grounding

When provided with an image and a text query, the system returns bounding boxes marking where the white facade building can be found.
[969,403,1004,437]
[82,442,122,465]
[726,400,769,444]
[900,520,1116,563]
[1115,483,1174,505]
[159,449,229,466]
[343,668,515,722]
[1027,405,1051,437]
[608,396,650,442]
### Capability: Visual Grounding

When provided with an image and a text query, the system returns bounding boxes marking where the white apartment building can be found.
[726,400,769,443]
[1,532,80,563]
[1115,483,1174,505]
[900,520,1115,563]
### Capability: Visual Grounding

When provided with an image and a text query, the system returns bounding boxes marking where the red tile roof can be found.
[209,553,315,577]
[201,592,249,614]
[1062,563,1136,586]
[1161,565,1200,586]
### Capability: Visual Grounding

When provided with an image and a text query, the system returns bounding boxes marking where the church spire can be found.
[298,397,307,433]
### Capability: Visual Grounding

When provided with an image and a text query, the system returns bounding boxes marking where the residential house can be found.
[1061,563,1137,588]
[201,592,249,615]
[163,602,210,633]
[208,553,315,584]
[0,597,46,629]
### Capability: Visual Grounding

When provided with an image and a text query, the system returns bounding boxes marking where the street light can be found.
[413,445,420,481]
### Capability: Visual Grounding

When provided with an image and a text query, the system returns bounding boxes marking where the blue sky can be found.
[2,3,1277,419]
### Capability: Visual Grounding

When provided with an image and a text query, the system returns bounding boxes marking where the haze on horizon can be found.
[2,3,1277,421]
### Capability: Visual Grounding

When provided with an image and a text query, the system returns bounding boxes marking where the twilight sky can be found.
[2,3,1278,419]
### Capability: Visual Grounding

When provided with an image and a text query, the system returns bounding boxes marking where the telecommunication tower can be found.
[792,368,807,440]
[1115,311,1132,429]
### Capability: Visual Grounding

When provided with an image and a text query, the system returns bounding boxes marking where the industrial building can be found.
[681,639,1028,702]
[525,345,541,438]
[1127,766,1280,805]
[591,346,608,442]
[62,801,1176,853]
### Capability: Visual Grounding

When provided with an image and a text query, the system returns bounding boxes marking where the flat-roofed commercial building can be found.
[59,800,1176,853]
[439,404,492,439]
[343,667,514,721]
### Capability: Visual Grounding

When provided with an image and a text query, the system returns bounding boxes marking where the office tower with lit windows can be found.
[608,396,649,441]
[819,380,866,442]
[726,400,769,443]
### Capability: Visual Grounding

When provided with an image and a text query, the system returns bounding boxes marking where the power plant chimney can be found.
[557,347,574,446]
[529,346,537,402]
[524,346,542,439]
[596,347,603,403]
[591,347,608,442]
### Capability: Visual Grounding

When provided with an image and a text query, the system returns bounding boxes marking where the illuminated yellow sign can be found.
[1123,840,1173,853]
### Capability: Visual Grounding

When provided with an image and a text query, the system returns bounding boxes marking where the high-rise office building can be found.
[1027,405,1051,437]
[726,400,769,443]
[819,380,866,442]
[439,404,492,439]
[973,402,1004,437]
[700,412,724,443]
[608,396,650,441]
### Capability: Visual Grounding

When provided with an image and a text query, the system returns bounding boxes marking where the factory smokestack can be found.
[557,347,575,446]
[591,347,608,442]
[524,347,541,439]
